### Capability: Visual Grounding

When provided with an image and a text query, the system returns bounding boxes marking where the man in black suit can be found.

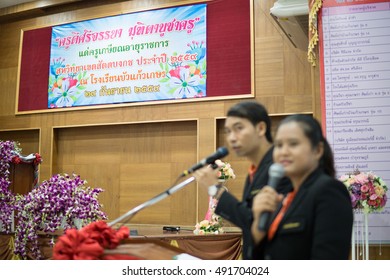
[195,101,292,259]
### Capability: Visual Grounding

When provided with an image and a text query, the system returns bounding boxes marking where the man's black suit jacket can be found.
[215,147,292,259]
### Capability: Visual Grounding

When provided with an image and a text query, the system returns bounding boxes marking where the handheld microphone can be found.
[257,163,285,231]
[181,147,229,177]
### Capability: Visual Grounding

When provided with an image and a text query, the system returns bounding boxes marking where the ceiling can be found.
[0,0,36,9]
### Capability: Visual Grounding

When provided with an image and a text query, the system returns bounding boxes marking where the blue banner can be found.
[48,4,207,108]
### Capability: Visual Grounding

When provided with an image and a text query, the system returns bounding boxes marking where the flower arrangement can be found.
[193,213,224,235]
[13,173,108,259]
[0,140,22,233]
[0,140,110,259]
[194,161,236,235]
[339,170,388,213]
[0,140,21,178]
[0,177,15,233]
[215,159,236,181]
[53,220,138,260]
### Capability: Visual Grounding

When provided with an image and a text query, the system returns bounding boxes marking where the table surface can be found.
[126,224,242,238]
[122,224,243,260]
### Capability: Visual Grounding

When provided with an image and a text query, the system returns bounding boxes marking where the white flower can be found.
[170,67,200,98]
[52,78,77,107]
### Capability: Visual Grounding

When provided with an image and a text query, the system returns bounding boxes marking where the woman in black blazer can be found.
[251,114,353,259]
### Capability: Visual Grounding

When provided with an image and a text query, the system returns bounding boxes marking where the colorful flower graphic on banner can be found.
[48,64,88,108]
[159,41,206,99]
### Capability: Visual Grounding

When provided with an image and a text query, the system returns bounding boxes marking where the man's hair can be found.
[227,101,272,143]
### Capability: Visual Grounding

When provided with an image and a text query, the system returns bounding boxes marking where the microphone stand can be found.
[108,176,196,228]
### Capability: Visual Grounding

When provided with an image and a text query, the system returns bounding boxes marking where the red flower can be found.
[63,77,78,88]
[12,156,21,164]
[169,65,190,79]
[53,228,103,260]
[34,153,42,164]
[81,220,129,249]
[53,221,130,260]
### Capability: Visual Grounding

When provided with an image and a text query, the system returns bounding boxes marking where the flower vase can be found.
[204,196,218,221]
[204,180,227,221]
[364,211,369,260]
[351,210,370,260]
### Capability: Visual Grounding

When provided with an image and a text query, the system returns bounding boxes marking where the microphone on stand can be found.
[108,148,229,228]
[257,163,285,231]
[180,147,229,177]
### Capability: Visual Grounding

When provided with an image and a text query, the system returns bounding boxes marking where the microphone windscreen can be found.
[205,147,229,164]
[267,163,285,189]
[268,163,285,179]
[257,163,285,231]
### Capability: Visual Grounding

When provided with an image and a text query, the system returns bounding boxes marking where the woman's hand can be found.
[251,186,284,243]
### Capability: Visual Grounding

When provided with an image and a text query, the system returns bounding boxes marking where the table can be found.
[0,225,243,260]
[127,225,243,260]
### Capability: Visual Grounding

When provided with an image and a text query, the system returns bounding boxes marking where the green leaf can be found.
[159,77,170,83]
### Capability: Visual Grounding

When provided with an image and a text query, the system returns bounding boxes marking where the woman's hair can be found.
[227,101,273,143]
[279,114,335,177]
